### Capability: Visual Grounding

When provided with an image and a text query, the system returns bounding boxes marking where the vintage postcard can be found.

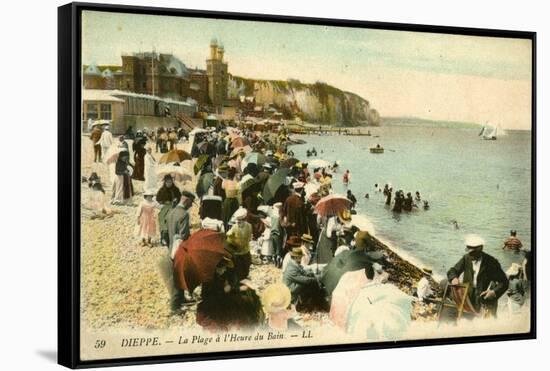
[77,8,533,363]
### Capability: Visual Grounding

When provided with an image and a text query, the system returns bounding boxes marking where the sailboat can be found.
[479,124,498,140]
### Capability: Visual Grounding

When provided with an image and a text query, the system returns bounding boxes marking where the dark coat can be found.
[166,205,191,246]
[90,127,102,144]
[282,193,308,236]
[156,185,181,204]
[447,252,509,313]
[282,259,317,302]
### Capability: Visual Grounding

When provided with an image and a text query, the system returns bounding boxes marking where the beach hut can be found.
[82,89,125,133]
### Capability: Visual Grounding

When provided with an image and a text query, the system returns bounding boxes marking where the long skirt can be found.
[132,153,145,181]
[158,204,172,245]
[143,165,157,194]
[221,197,239,228]
[112,174,134,203]
[315,227,336,265]
[234,253,252,280]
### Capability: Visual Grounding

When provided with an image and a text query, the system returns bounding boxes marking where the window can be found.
[100,104,112,120]
[86,103,98,120]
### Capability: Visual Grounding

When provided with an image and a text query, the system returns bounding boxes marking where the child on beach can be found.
[136,192,158,247]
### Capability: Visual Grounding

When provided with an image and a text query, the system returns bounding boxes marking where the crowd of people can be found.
[84,122,532,335]
[374,183,430,212]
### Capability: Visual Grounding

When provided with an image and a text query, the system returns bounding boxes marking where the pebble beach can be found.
[80,135,437,332]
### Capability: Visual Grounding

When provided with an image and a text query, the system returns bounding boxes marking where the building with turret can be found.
[206,39,229,110]
[83,41,231,111]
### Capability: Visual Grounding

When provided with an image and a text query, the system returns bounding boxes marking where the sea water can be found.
[294,124,532,276]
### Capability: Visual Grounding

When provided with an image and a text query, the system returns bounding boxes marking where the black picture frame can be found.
[58,2,537,368]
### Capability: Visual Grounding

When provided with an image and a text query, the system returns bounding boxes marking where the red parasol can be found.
[173,229,227,292]
[231,137,249,148]
[314,194,352,218]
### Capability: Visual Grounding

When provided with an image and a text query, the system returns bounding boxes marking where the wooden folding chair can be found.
[435,283,481,322]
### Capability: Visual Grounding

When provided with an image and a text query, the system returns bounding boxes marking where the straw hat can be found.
[354,231,371,250]
[301,234,314,244]
[338,209,352,223]
[290,247,304,258]
[261,283,292,314]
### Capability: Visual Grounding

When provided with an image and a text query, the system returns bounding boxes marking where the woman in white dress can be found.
[143,146,157,194]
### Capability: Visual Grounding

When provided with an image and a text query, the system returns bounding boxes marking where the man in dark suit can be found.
[166,191,195,251]
[167,191,196,312]
[447,234,509,317]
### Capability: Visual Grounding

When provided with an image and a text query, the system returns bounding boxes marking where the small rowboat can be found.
[370,147,384,154]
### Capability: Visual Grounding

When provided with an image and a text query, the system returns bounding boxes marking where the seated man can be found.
[283,247,327,312]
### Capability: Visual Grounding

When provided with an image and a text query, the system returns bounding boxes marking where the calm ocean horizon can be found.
[295,124,532,276]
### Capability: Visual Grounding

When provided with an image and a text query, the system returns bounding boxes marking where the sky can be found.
[82,11,533,130]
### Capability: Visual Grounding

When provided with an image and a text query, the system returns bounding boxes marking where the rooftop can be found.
[82,89,125,103]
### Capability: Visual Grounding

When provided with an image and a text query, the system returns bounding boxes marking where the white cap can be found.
[464,234,485,249]
[292,181,305,190]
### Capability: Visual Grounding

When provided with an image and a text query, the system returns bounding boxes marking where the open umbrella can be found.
[159,149,192,164]
[173,229,227,292]
[314,194,352,218]
[320,250,353,295]
[194,154,211,175]
[104,146,124,164]
[262,167,291,204]
[156,164,193,183]
[196,172,215,197]
[241,152,267,170]
[309,159,331,168]
[347,283,412,339]
[321,250,384,295]
[279,157,300,168]
[231,137,249,148]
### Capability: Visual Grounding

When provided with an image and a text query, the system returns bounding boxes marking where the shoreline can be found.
[80,133,439,332]
[286,137,441,291]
